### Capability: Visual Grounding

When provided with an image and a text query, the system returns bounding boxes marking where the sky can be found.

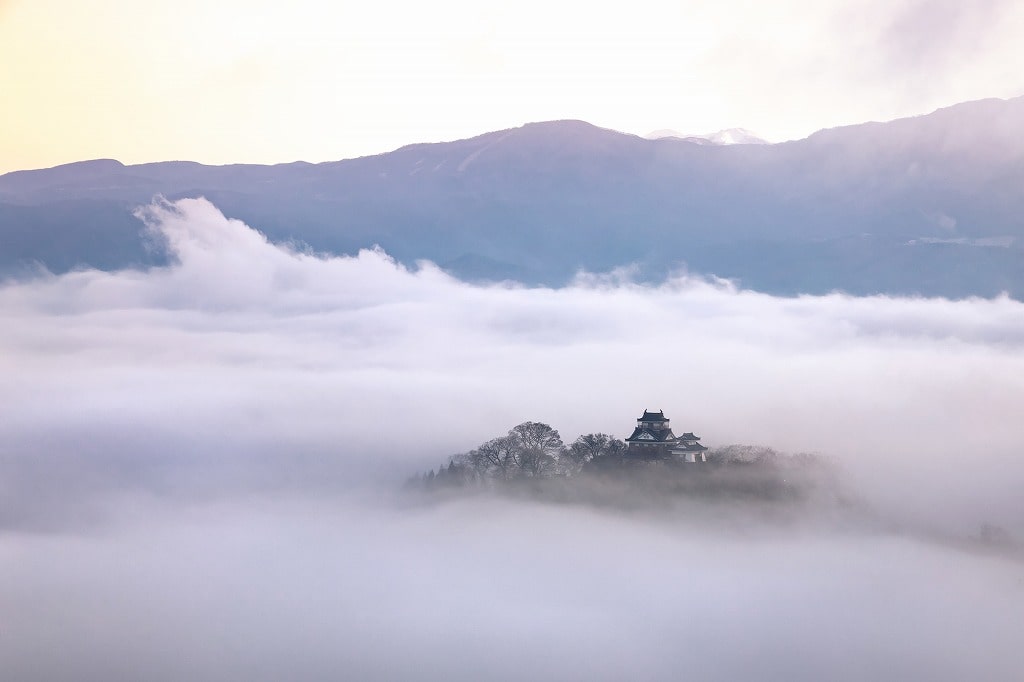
[2,0,1023,173]
[2,198,1023,678]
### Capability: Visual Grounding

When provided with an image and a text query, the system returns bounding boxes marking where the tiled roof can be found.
[625,426,677,443]
[671,441,708,452]
[627,410,706,450]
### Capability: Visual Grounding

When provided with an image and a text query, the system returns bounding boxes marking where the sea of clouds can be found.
[1,198,1022,680]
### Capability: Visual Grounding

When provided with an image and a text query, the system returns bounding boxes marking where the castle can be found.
[624,409,708,462]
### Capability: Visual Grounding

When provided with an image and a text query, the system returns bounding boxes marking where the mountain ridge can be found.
[2,95,1023,298]
[4,95,1021,182]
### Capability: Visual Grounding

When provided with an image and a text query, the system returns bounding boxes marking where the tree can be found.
[462,421,570,481]
[470,434,521,480]
[509,421,565,477]
[569,433,626,470]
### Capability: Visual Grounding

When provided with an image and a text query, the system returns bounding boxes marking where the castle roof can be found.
[625,426,677,443]
[672,441,708,452]
[638,410,668,422]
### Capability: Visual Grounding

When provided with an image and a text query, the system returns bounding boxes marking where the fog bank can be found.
[1,198,1022,678]
[2,197,1022,529]
[3,496,1022,681]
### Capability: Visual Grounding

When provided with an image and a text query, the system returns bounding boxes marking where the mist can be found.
[1,198,1022,679]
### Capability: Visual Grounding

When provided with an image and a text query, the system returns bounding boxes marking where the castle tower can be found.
[624,409,707,462]
[624,409,677,453]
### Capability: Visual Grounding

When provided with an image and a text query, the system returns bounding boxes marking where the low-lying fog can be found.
[1,198,1022,680]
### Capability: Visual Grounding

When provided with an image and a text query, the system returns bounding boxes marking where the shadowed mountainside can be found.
[2,96,1023,297]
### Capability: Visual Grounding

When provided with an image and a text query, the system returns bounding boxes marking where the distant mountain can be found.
[646,128,769,145]
[2,96,1024,298]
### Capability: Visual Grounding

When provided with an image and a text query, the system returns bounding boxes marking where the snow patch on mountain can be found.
[647,127,769,145]
[907,236,1018,248]
[457,131,515,173]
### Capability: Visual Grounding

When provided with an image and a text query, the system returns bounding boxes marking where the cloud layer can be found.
[3,197,1023,523]
[4,497,1022,681]
[1,198,1022,678]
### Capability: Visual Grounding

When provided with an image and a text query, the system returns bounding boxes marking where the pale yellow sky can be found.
[2,0,1023,173]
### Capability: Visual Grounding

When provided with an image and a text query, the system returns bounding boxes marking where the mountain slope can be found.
[2,96,1023,297]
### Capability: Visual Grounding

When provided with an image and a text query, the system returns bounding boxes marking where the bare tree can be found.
[464,422,571,481]
[509,421,565,477]
[470,434,521,480]
[568,433,625,469]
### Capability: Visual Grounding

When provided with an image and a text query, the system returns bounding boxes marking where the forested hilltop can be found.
[405,421,1024,558]
[407,421,845,517]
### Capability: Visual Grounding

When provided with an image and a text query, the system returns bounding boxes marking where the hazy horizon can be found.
[4,93,1024,175]
[4,0,1024,173]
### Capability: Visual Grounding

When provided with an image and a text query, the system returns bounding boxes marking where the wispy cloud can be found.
[881,0,1009,73]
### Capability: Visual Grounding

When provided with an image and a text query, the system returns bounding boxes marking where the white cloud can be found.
[1,198,1022,677]
[3,197,1024,519]
[2,496,1022,680]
